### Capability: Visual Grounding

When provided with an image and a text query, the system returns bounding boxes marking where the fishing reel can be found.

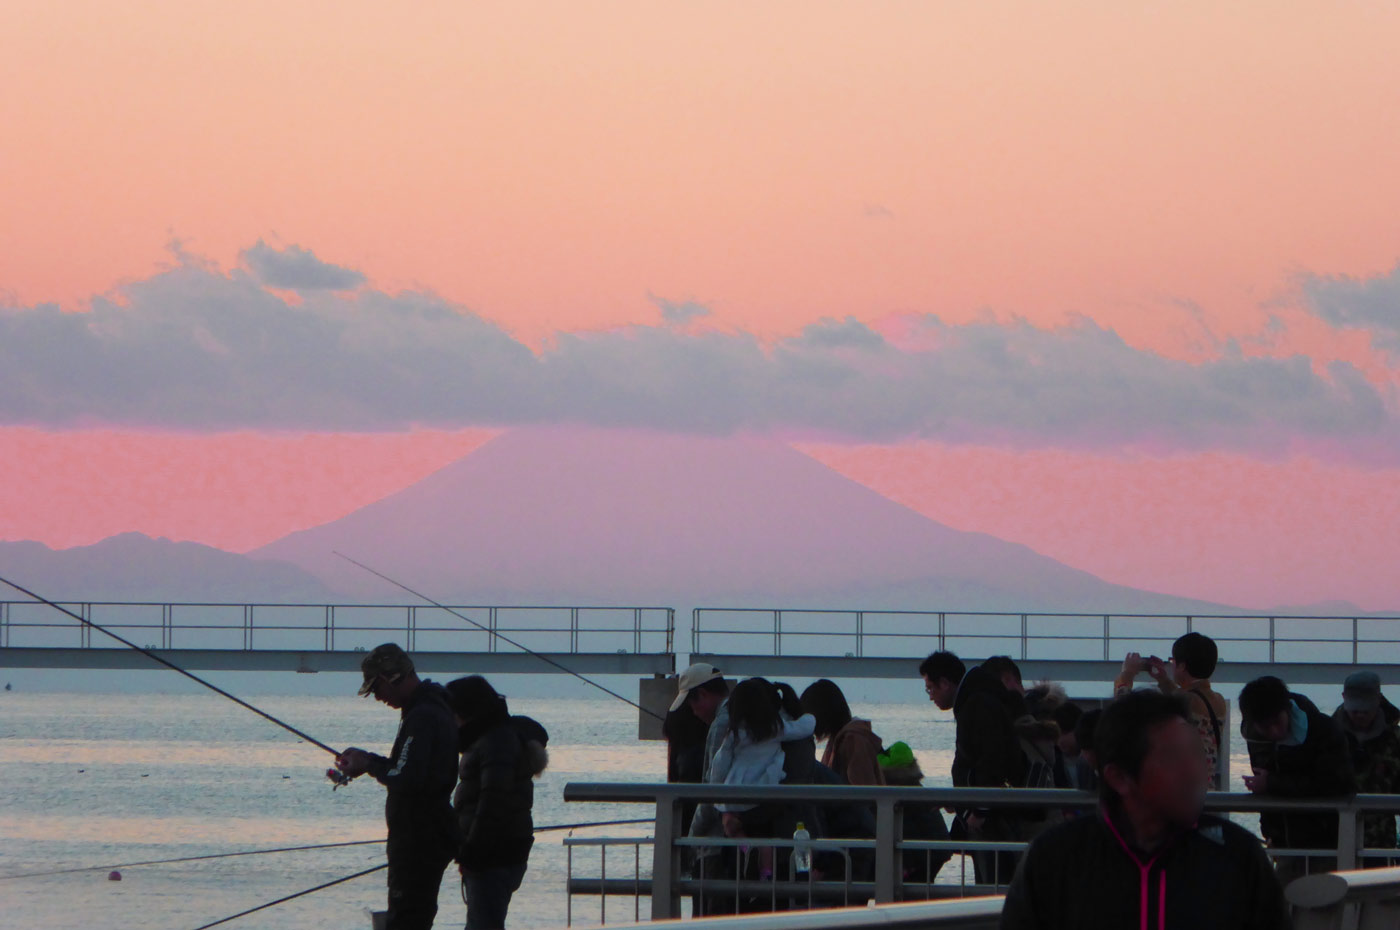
[326,767,353,790]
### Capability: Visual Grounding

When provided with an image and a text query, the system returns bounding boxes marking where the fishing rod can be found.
[0,573,341,756]
[184,817,657,930]
[0,818,653,882]
[333,552,666,722]
[189,863,386,930]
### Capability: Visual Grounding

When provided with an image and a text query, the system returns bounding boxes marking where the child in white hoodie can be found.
[709,678,817,878]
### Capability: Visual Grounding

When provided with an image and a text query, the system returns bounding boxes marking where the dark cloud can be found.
[1,251,1395,460]
[240,240,367,291]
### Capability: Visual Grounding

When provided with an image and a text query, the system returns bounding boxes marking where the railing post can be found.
[1103,615,1111,661]
[1353,617,1360,664]
[691,608,699,655]
[489,607,498,653]
[1,601,8,648]
[856,611,864,658]
[571,607,580,653]
[1337,801,1358,871]
[938,612,946,651]
[1269,617,1276,663]
[774,610,782,657]
[874,796,899,903]
[324,605,333,652]
[650,796,680,919]
[1020,613,1028,660]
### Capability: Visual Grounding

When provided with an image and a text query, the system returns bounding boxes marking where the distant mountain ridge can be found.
[253,427,1235,613]
[0,533,332,603]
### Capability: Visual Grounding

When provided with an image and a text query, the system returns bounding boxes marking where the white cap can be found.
[670,663,724,713]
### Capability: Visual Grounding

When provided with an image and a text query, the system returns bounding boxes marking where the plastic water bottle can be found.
[792,821,812,876]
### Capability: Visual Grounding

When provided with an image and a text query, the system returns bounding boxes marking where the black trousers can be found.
[386,844,454,930]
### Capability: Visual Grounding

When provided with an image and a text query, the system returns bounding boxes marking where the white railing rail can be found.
[1287,866,1400,930]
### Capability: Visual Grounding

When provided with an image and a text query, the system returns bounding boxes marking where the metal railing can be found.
[562,782,1400,922]
[691,607,1400,665]
[621,897,1006,930]
[0,600,674,655]
[1287,866,1400,929]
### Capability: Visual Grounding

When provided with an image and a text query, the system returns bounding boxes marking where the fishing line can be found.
[0,818,653,882]
[333,552,666,721]
[0,572,341,756]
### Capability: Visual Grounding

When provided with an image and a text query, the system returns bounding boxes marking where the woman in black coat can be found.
[446,676,550,930]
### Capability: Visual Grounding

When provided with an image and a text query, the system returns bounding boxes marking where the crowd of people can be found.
[332,634,1400,930]
[665,631,1400,929]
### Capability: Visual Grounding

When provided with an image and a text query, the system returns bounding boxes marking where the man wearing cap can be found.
[671,664,731,839]
[335,643,459,930]
[1334,671,1400,864]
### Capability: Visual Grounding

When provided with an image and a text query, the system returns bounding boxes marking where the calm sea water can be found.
[0,690,1255,930]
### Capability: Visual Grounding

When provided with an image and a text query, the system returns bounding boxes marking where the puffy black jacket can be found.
[1000,811,1289,930]
[952,665,1026,824]
[455,714,549,871]
[1243,691,1354,850]
[364,680,459,857]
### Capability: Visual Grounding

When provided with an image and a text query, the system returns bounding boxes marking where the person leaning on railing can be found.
[1000,690,1289,930]
[1239,674,1354,883]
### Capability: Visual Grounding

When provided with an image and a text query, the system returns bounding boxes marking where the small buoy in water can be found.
[140,774,149,777]
[77,769,85,773]
[108,870,122,881]
[282,775,290,779]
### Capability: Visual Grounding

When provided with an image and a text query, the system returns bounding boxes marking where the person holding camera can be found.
[1115,633,1228,789]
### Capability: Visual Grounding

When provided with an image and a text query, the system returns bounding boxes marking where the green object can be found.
[877,740,916,768]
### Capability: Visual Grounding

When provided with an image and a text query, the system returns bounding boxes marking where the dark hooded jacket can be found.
[1242,691,1353,851]
[1000,809,1289,930]
[1333,695,1400,850]
[454,697,550,872]
[952,665,1027,821]
[364,680,459,858]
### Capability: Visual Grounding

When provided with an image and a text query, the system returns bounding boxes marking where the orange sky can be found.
[4,2,1399,354]
[1,3,1398,609]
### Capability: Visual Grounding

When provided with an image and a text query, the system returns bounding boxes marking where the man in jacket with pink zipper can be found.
[999,689,1288,930]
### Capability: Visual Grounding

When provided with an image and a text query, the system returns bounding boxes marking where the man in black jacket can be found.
[921,650,1025,886]
[1000,690,1289,930]
[336,644,459,930]
[1240,674,1354,881]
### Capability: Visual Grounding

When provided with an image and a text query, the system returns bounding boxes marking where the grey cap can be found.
[1343,670,1381,712]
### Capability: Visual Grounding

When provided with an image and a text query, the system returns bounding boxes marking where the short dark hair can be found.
[1074,708,1103,755]
[1172,632,1218,679]
[1051,701,1084,735]
[1095,691,1191,801]
[920,651,965,684]
[1239,676,1292,722]
[801,679,853,740]
[981,655,1023,688]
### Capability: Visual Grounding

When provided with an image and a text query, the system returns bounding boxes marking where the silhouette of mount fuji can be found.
[254,427,1227,613]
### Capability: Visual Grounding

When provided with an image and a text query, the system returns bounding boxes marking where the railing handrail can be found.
[693,606,1400,621]
[0,599,676,611]
[563,782,1400,814]
[622,897,1006,930]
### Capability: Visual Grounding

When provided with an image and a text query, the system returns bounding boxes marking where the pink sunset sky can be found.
[1,2,1398,610]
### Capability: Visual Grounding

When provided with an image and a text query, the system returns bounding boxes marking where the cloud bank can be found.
[1,243,1396,459]
[1303,262,1400,356]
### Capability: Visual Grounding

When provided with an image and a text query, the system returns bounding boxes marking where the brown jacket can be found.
[822,719,886,786]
